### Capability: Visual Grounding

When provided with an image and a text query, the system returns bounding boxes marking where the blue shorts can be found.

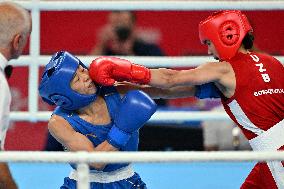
[60,172,147,189]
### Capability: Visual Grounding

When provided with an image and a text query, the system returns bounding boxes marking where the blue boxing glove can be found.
[195,82,221,99]
[107,90,157,149]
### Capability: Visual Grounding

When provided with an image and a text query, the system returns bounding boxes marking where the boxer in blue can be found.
[38,51,216,189]
[39,51,158,189]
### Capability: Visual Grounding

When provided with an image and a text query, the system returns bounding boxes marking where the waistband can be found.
[69,164,135,183]
[249,119,284,151]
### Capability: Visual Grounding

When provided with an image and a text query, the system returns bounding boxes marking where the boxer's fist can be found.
[89,57,151,86]
[107,90,157,149]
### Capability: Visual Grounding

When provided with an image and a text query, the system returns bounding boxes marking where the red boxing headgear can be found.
[199,10,253,61]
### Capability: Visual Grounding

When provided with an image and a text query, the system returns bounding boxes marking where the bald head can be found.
[0,1,31,59]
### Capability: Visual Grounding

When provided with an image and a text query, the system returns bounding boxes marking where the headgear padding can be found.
[38,51,97,110]
[199,10,252,61]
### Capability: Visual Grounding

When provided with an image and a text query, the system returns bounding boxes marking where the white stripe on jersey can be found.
[228,100,264,136]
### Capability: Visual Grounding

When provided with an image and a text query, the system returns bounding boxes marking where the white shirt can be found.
[0,53,11,150]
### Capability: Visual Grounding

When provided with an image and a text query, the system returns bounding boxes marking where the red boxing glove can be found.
[89,57,151,86]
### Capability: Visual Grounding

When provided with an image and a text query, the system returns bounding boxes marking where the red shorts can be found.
[241,162,278,189]
[241,146,284,189]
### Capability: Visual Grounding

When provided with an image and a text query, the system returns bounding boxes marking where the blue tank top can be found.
[53,86,139,172]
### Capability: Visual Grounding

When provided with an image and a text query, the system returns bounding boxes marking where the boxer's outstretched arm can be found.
[115,81,220,100]
[89,56,229,90]
[115,83,197,99]
[149,62,229,88]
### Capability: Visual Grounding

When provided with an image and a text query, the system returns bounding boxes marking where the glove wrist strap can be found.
[107,126,131,149]
[131,64,151,84]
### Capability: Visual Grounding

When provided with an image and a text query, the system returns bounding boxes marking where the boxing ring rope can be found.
[1,151,284,163]
[10,55,284,67]
[17,1,284,11]
[9,110,231,122]
[6,1,284,189]
[2,151,284,189]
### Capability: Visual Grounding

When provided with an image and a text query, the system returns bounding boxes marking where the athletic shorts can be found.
[60,172,147,189]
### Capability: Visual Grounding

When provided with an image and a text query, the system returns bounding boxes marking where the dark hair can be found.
[242,33,254,50]
[115,26,132,42]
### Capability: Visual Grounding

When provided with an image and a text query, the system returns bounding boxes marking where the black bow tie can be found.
[4,65,13,79]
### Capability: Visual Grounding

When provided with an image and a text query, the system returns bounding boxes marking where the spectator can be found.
[91,11,164,56]
[202,105,251,151]
[91,11,166,108]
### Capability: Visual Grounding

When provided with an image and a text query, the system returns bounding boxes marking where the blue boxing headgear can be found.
[38,51,98,110]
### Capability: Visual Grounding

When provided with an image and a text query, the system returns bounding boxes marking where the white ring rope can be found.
[10,55,284,68]
[9,111,231,122]
[1,151,284,163]
[16,1,284,11]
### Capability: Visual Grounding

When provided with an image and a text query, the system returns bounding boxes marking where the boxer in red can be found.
[89,10,284,188]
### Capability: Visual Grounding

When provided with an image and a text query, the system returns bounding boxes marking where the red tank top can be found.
[221,52,284,140]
